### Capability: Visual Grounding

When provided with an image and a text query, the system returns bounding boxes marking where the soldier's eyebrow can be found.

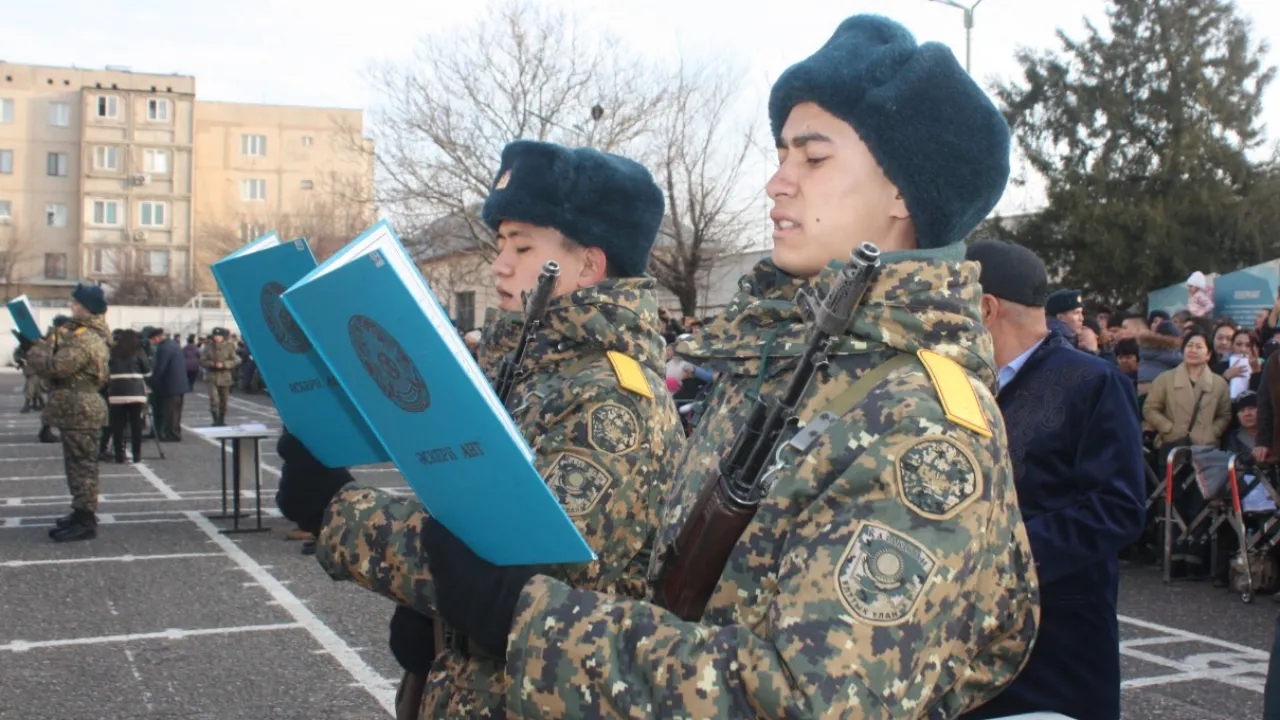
[775,132,834,150]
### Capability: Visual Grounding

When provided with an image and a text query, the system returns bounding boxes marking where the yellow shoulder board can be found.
[605,351,653,399]
[916,349,992,438]
[74,327,86,336]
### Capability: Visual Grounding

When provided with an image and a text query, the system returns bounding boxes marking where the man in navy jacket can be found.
[962,240,1146,720]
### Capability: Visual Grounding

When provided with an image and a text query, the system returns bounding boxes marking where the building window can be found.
[140,249,170,276]
[44,253,67,280]
[143,149,169,174]
[301,135,313,147]
[241,179,266,201]
[46,203,67,228]
[92,247,121,275]
[91,199,121,226]
[47,152,68,177]
[48,102,70,127]
[0,99,12,124]
[95,95,120,119]
[0,200,10,220]
[93,146,119,171]
[0,150,11,175]
[454,291,476,331]
[146,98,170,122]
[300,179,314,190]
[240,134,267,157]
[239,219,266,243]
[139,201,166,227]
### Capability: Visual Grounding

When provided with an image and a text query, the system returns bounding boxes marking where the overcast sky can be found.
[3,0,1277,217]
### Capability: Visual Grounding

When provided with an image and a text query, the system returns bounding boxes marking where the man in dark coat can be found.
[144,328,189,441]
[963,240,1146,720]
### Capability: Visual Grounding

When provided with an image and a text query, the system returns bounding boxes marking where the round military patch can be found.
[587,402,640,455]
[259,281,312,354]
[895,436,982,520]
[547,453,614,516]
[347,314,431,413]
[836,522,938,626]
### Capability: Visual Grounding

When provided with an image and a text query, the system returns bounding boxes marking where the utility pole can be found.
[929,0,986,74]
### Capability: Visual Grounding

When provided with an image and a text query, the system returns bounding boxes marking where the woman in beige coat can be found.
[1144,330,1232,449]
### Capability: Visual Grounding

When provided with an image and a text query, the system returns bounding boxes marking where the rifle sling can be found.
[821,353,917,421]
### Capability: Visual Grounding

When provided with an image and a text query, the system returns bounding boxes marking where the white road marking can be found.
[1118,615,1271,693]
[0,552,222,568]
[134,462,182,500]
[0,623,300,652]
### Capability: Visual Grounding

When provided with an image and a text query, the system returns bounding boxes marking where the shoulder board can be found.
[74,327,86,336]
[916,349,992,438]
[605,350,653,399]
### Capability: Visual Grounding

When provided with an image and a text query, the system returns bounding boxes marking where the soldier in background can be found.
[28,284,110,542]
[200,327,239,426]
[415,14,1039,718]
[15,335,45,414]
[276,139,685,719]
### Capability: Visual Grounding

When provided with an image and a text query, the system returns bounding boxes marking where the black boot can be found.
[47,512,77,537]
[38,425,58,443]
[51,510,97,542]
[20,400,30,413]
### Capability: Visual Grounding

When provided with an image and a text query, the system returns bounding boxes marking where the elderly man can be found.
[963,240,1146,720]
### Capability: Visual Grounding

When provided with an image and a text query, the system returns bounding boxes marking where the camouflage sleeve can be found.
[313,484,438,616]
[26,337,86,380]
[525,380,672,598]
[502,376,1037,718]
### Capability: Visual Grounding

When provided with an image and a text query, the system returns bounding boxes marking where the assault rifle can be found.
[655,243,882,621]
[410,260,562,719]
[493,260,561,403]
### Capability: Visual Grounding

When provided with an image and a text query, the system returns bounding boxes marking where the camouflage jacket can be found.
[499,246,1041,719]
[314,276,686,718]
[27,314,109,430]
[199,340,239,386]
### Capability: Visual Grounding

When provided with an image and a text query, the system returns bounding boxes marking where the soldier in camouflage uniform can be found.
[200,327,238,426]
[276,140,685,718]
[28,284,110,542]
[35,315,73,444]
[417,15,1041,719]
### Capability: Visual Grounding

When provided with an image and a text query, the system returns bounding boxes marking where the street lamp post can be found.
[929,0,986,74]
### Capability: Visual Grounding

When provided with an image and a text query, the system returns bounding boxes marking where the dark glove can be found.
[12,330,32,352]
[388,605,437,674]
[274,428,356,535]
[423,518,543,659]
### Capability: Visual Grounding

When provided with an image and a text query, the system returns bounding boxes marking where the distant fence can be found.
[2,305,239,365]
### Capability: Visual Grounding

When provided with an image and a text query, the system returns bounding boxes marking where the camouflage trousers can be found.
[209,384,231,418]
[61,430,99,514]
[23,376,41,403]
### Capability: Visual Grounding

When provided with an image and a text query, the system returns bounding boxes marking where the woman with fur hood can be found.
[1137,321,1184,397]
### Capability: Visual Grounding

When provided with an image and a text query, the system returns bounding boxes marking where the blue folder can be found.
[211,233,387,468]
[281,220,594,566]
[7,296,41,341]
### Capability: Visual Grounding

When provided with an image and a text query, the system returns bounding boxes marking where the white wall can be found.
[2,305,239,365]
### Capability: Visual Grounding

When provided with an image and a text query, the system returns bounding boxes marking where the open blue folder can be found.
[281,220,594,566]
[211,233,386,468]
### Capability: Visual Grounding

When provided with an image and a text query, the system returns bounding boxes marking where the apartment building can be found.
[192,101,375,291]
[0,62,196,302]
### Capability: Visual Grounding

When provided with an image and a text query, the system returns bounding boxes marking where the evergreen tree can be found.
[997,0,1276,309]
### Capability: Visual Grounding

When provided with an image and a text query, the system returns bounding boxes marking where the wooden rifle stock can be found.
[655,243,882,622]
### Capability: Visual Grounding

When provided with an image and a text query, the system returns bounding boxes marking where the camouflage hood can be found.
[679,244,997,386]
[66,312,111,341]
[479,276,667,378]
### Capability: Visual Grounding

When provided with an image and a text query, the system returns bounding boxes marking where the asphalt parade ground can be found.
[0,370,1274,719]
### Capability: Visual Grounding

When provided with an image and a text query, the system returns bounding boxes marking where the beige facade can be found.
[192,101,375,291]
[0,62,196,301]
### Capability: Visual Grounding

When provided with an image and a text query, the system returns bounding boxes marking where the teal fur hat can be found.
[481,140,665,277]
[71,282,107,315]
[1045,289,1084,315]
[768,14,1011,248]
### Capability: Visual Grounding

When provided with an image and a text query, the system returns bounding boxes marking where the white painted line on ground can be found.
[0,473,135,482]
[1120,636,1201,649]
[1118,614,1271,656]
[0,552,222,568]
[1121,645,1267,693]
[0,623,301,652]
[0,490,271,507]
[135,462,183,500]
[183,510,394,715]
[0,507,284,528]
[0,456,64,462]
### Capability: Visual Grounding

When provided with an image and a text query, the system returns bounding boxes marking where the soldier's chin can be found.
[770,244,822,278]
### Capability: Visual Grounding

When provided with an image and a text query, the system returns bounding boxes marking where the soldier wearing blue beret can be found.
[396,13,1042,719]
[275,140,686,718]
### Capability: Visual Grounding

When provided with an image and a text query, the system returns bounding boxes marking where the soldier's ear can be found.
[576,246,609,289]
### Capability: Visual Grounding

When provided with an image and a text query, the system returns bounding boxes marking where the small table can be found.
[194,424,273,535]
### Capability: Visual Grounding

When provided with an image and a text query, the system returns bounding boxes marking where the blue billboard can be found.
[1147,260,1280,326]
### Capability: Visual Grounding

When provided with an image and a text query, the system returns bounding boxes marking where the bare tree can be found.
[0,219,37,293]
[105,264,182,306]
[363,0,669,256]
[645,61,762,317]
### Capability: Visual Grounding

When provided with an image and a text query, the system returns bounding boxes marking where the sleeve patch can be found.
[546,454,614,517]
[836,521,938,626]
[586,402,641,455]
[895,436,983,520]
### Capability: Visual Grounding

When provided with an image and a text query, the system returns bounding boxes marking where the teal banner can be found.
[1147,261,1280,327]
